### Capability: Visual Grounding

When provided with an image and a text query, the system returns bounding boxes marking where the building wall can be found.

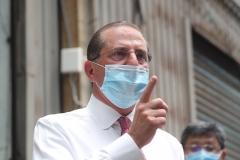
[80,1,240,159]
[83,0,240,137]
[0,0,11,159]
[24,0,238,159]
[85,0,190,140]
[24,0,60,159]
[185,1,240,158]
[11,0,239,159]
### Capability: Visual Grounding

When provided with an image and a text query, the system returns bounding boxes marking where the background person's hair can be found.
[87,21,151,62]
[181,121,226,150]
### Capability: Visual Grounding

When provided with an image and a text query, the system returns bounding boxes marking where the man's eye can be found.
[136,52,147,63]
[113,51,126,60]
[137,53,145,59]
[192,146,201,152]
[115,51,125,56]
[205,146,214,152]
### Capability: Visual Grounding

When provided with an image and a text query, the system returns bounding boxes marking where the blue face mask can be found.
[185,150,222,160]
[93,63,149,109]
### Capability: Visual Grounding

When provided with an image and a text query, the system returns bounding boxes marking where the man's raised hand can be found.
[128,75,169,148]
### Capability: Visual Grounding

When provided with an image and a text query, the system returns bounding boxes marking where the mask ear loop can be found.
[94,81,101,89]
[91,61,105,89]
[92,61,105,68]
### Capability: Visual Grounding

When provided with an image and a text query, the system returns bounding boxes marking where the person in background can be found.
[33,21,184,159]
[181,121,227,160]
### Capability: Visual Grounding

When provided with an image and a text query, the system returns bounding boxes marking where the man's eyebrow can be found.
[136,48,148,53]
[204,141,214,145]
[189,140,199,145]
[112,47,128,51]
[112,47,147,53]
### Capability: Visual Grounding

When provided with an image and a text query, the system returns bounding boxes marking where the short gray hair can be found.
[181,121,226,150]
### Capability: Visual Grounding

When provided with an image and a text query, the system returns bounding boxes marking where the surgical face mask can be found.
[93,62,149,109]
[185,150,222,160]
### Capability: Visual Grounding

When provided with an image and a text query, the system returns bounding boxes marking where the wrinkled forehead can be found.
[102,26,143,39]
[101,26,148,49]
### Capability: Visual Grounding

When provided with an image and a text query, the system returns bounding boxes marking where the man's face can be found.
[90,26,149,114]
[94,26,148,85]
[184,135,226,160]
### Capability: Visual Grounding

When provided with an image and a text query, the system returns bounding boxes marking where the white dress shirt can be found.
[33,94,184,160]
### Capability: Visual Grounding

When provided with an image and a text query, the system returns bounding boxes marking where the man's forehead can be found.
[186,135,220,145]
[102,26,143,38]
[101,26,147,49]
[103,25,140,32]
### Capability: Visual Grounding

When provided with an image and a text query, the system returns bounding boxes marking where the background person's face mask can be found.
[93,62,149,109]
[185,150,222,160]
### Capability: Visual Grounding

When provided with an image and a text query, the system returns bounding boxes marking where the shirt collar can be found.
[86,94,135,130]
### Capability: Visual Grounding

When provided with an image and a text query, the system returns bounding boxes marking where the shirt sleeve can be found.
[88,134,144,160]
[179,143,185,160]
[33,118,144,160]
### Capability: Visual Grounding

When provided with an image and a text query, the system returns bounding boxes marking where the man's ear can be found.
[220,149,227,160]
[84,61,95,82]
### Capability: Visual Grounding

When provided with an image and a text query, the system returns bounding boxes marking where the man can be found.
[181,121,227,160]
[33,21,184,159]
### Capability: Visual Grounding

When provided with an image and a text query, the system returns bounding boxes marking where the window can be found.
[192,30,240,159]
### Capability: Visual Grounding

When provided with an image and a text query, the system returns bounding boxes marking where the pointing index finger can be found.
[139,75,157,103]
